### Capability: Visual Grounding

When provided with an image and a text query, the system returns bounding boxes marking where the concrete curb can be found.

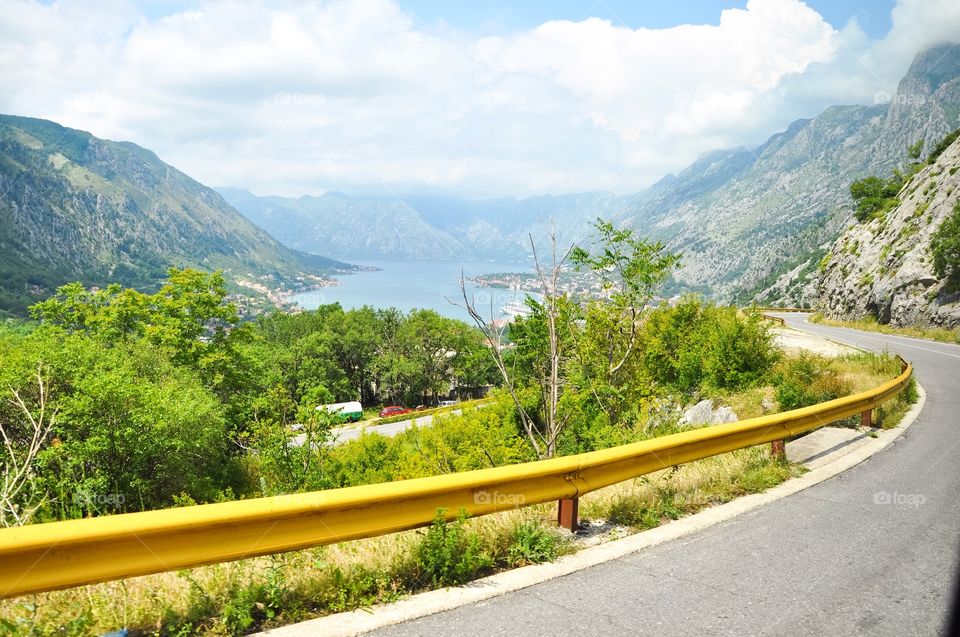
[259,382,927,637]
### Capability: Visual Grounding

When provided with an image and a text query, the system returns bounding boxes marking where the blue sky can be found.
[400,0,894,38]
[5,0,954,197]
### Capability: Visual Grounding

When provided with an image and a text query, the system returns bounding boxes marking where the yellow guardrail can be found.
[0,359,912,599]
[754,307,811,313]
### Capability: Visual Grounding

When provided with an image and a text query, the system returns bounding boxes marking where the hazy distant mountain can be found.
[219,188,628,262]
[0,115,350,315]
[224,44,960,304]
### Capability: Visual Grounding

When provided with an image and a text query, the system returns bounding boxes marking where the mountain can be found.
[219,188,628,263]
[221,44,960,304]
[219,188,469,261]
[0,115,351,315]
[616,42,960,303]
[813,132,960,327]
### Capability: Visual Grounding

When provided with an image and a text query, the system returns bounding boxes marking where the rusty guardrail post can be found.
[770,439,786,459]
[861,408,873,428]
[558,497,578,532]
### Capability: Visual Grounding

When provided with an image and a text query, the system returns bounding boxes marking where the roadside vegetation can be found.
[0,220,917,635]
[809,312,960,345]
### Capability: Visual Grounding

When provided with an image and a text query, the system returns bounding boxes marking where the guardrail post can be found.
[557,497,578,532]
[861,409,873,429]
[770,439,785,459]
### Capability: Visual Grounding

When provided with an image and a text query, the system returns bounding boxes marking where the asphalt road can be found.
[372,314,960,636]
[330,412,454,445]
[291,409,470,447]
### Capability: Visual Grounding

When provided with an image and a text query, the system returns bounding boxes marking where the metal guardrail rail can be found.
[754,307,812,313]
[0,358,912,599]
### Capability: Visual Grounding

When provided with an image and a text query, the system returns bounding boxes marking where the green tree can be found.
[0,328,237,518]
[907,138,924,161]
[849,175,903,222]
[328,306,382,405]
[30,269,253,402]
[571,218,680,393]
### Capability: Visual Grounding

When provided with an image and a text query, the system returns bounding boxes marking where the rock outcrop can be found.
[814,134,960,327]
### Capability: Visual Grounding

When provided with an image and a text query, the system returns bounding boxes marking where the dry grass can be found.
[809,313,960,345]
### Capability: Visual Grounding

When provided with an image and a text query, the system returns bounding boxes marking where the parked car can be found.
[316,401,364,422]
[379,405,412,418]
[438,400,457,407]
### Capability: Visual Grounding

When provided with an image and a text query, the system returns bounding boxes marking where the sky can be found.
[1,0,958,198]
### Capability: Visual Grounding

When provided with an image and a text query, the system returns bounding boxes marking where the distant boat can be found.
[500,300,531,318]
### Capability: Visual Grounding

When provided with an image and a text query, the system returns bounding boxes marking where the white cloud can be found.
[0,0,958,197]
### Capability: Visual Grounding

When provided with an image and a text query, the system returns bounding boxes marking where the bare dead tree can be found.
[454,225,573,459]
[1,365,55,527]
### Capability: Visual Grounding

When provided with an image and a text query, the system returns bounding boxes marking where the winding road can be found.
[371,314,960,636]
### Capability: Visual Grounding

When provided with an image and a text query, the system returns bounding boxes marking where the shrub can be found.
[606,494,662,529]
[928,128,960,164]
[773,354,853,411]
[931,201,960,282]
[505,520,563,567]
[733,455,794,493]
[642,298,779,393]
[850,175,903,222]
[415,509,492,587]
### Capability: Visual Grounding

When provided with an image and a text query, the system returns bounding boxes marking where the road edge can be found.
[259,382,927,637]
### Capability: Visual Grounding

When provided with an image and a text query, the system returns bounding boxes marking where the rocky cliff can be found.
[814,133,960,327]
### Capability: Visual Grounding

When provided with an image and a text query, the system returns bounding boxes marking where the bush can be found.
[931,201,960,282]
[642,298,779,393]
[928,128,960,164]
[0,328,239,519]
[606,495,662,529]
[328,397,531,487]
[505,520,563,567]
[773,354,853,411]
[415,509,492,587]
[850,175,903,222]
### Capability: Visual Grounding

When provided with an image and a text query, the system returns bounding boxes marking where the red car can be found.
[379,405,412,418]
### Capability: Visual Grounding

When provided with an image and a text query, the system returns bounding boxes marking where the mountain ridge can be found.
[0,115,352,315]
[219,43,960,309]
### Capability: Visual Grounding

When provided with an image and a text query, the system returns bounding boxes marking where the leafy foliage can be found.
[927,128,960,164]
[505,519,563,567]
[850,174,904,222]
[640,298,779,393]
[0,327,238,518]
[772,353,852,411]
[415,509,492,587]
[931,201,960,282]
